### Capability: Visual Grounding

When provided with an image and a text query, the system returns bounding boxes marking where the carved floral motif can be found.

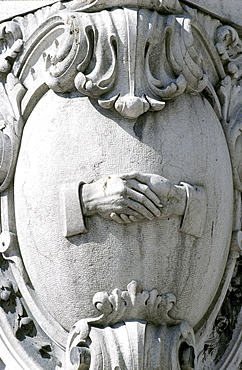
[92,280,179,326]
[66,281,195,370]
[0,1,241,369]
[215,26,242,80]
[217,76,242,191]
[0,21,23,80]
[45,9,207,119]
[213,25,242,191]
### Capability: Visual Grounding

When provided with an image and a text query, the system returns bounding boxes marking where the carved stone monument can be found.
[0,0,241,369]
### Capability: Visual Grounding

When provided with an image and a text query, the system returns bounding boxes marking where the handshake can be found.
[80,172,187,224]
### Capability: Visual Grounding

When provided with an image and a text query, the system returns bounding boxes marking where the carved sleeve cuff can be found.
[59,182,87,237]
[179,182,206,238]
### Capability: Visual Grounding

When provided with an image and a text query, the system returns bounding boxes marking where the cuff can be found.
[59,181,87,237]
[179,182,206,238]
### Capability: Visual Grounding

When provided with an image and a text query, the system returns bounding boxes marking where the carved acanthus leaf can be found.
[0,21,23,80]
[213,25,242,191]
[0,20,26,192]
[44,8,207,119]
[0,74,27,195]
[215,26,242,80]
[217,76,242,191]
[186,17,242,192]
[70,280,179,330]
[66,281,194,370]
[92,280,180,326]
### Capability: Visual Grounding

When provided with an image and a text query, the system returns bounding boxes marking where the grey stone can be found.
[0,1,58,22]
[0,1,241,369]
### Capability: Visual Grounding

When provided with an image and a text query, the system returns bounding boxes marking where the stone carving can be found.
[0,0,241,369]
[215,25,242,79]
[81,280,179,326]
[0,277,16,312]
[198,256,242,368]
[62,173,205,237]
[0,21,23,79]
[45,8,207,119]
[66,281,195,370]
[14,301,36,340]
[0,231,29,283]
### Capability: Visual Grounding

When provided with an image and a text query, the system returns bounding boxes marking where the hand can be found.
[80,174,163,224]
[119,172,186,218]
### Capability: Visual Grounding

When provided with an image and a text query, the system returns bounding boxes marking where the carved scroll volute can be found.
[66,281,196,370]
[217,76,242,191]
[45,9,208,120]
[215,26,242,191]
[0,21,25,192]
[45,13,95,93]
[182,10,242,192]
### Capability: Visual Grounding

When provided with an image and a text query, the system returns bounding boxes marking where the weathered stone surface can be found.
[0,1,241,369]
[14,90,233,331]
[183,0,242,29]
[0,1,58,22]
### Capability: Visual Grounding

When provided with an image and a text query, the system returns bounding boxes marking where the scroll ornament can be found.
[0,21,24,192]
[45,8,207,119]
[0,1,241,369]
[66,281,195,370]
[0,0,241,191]
[215,25,242,191]
[0,1,240,190]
